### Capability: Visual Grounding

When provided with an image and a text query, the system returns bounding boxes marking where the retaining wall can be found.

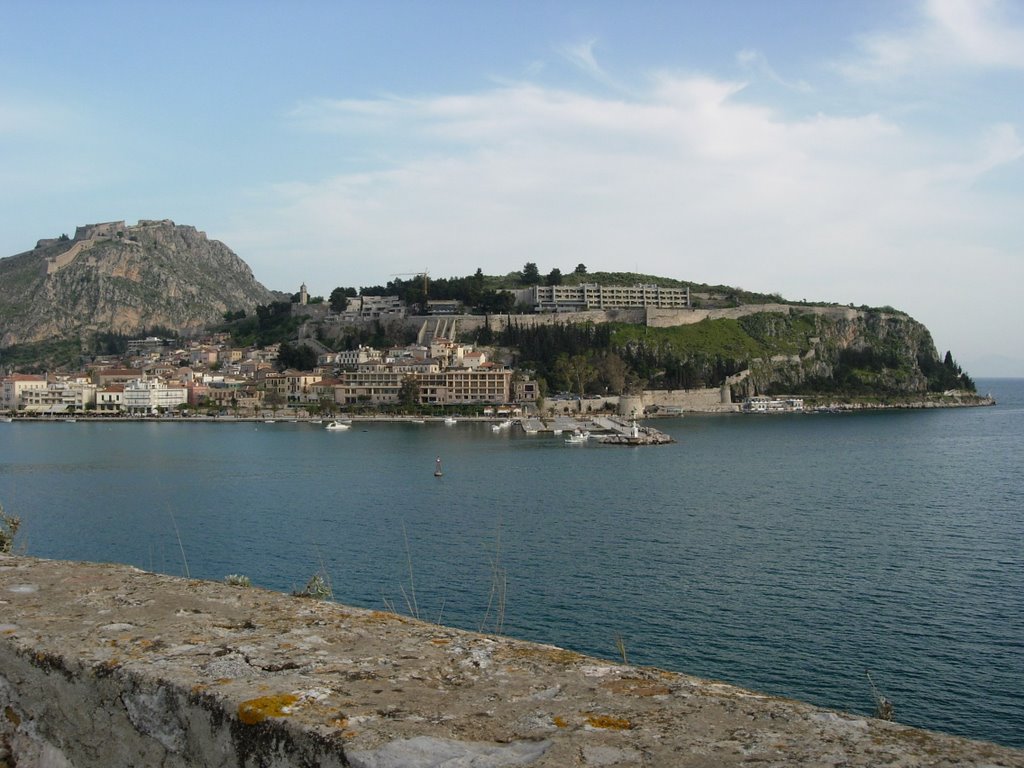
[3,556,1021,767]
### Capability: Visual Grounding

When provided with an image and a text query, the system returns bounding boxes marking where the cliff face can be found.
[736,307,963,396]
[0,220,276,347]
[609,304,972,396]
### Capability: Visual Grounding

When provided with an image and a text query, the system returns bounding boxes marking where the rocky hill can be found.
[0,220,275,348]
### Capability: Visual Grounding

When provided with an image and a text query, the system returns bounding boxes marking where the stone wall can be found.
[2,555,1021,767]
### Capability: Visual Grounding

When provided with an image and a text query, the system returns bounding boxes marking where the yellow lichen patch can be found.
[601,678,672,697]
[215,678,233,685]
[585,713,633,730]
[237,694,299,725]
[329,717,349,729]
[430,638,450,646]
[191,684,208,695]
[552,715,568,729]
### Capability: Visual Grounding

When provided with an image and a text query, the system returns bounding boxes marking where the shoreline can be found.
[0,396,997,423]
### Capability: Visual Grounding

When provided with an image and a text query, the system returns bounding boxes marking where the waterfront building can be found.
[96,384,124,413]
[1,374,48,412]
[18,379,97,414]
[122,378,188,414]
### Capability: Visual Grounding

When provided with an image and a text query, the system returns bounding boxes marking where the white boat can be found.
[264,419,276,423]
[0,416,13,423]
[311,419,323,424]
[411,418,426,424]
[444,417,457,425]
[491,424,501,432]
[325,420,351,431]
[564,430,589,444]
[498,419,513,429]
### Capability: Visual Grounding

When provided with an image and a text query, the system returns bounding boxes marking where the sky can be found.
[2,1,1022,376]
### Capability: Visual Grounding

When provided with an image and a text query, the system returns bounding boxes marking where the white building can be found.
[123,378,188,414]
[1,374,48,412]
[18,380,97,414]
[522,283,691,312]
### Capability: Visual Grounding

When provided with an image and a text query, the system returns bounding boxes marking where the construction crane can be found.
[390,271,430,303]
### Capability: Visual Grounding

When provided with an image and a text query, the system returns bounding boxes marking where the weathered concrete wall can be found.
[643,386,737,413]
[645,304,863,328]
[3,555,1021,767]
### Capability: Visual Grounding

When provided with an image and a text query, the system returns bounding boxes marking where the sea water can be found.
[1,378,1021,747]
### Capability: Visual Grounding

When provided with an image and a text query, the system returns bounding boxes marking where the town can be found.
[0,282,698,426]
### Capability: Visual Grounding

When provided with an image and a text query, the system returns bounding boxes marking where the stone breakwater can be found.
[2,556,1022,767]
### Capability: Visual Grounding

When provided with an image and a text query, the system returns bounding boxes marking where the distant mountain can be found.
[0,220,276,347]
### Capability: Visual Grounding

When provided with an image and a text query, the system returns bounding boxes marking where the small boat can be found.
[311,419,323,424]
[325,420,351,431]
[411,418,426,424]
[444,417,457,425]
[491,424,501,432]
[264,419,276,423]
[564,430,589,444]
[0,416,13,423]
[434,456,444,477]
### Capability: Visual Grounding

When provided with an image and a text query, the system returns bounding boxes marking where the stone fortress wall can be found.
[2,555,1020,768]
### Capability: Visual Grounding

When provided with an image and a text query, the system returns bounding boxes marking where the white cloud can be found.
[221,70,1022,372]
[736,49,813,93]
[838,0,1024,81]
[557,39,623,91]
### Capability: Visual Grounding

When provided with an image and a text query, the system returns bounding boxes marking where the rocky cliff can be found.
[598,303,975,397]
[0,220,276,347]
[733,306,974,396]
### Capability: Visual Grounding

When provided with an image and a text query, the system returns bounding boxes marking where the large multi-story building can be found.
[16,379,97,414]
[122,378,188,414]
[1,374,48,412]
[521,283,691,312]
[339,295,406,319]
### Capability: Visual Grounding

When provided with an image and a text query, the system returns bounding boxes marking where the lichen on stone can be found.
[238,693,299,725]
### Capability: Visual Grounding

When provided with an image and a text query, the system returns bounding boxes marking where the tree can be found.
[277,342,318,371]
[521,262,541,285]
[546,268,563,286]
[399,376,420,408]
[555,353,597,400]
[264,389,285,415]
[597,351,628,394]
[574,263,587,275]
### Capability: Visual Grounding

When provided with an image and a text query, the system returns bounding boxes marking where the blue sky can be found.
[2,1,1022,375]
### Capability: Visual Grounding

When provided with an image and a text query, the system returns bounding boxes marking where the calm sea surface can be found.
[2,378,1022,747]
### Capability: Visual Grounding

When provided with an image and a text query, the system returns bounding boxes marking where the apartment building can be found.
[122,378,188,414]
[526,283,691,312]
[1,374,48,412]
[18,379,97,413]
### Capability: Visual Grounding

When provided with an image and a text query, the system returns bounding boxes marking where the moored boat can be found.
[325,420,351,431]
